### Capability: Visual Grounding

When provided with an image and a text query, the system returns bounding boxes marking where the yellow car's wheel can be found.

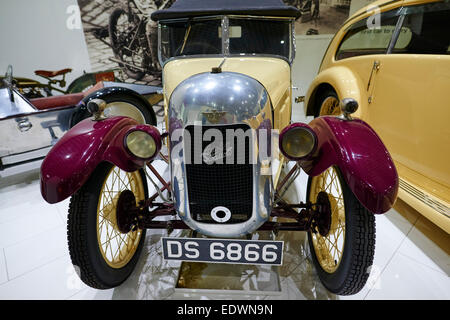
[307,166,376,295]
[316,88,341,117]
[67,162,147,289]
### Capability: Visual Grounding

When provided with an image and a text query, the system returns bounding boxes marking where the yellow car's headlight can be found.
[125,130,157,160]
[280,123,317,160]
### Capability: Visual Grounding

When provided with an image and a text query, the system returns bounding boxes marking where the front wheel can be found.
[67,162,148,289]
[315,88,340,117]
[307,166,376,295]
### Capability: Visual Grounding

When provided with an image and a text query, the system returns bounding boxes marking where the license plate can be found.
[161,237,284,266]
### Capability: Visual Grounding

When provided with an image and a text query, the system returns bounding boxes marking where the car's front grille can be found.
[184,124,253,224]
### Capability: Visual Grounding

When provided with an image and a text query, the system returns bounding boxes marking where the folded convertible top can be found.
[151,0,301,21]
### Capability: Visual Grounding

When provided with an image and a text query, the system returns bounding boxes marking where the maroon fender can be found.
[299,116,398,214]
[40,116,161,204]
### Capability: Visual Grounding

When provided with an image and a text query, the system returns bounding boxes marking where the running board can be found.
[399,178,450,219]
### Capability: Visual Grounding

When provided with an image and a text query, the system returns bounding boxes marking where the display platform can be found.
[175,261,282,296]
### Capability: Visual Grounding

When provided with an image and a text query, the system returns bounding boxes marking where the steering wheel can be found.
[3,65,14,102]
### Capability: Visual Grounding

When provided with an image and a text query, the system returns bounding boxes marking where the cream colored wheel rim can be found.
[103,102,146,124]
[96,166,145,269]
[309,167,346,273]
[320,96,341,116]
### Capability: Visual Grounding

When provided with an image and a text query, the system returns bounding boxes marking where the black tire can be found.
[109,7,145,80]
[70,92,156,128]
[67,162,148,289]
[314,88,340,118]
[307,166,376,295]
[66,73,97,94]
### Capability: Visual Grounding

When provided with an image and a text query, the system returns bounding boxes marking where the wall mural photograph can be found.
[77,0,174,86]
[284,0,351,35]
[78,0,352,85]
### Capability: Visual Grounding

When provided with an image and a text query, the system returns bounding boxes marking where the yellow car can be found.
[304,0,450,233]
[39,0,400,295]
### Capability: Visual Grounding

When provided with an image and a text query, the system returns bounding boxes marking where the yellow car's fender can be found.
[304,65,367,118]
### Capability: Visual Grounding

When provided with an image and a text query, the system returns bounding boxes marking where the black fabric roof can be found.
[151,0,301,21]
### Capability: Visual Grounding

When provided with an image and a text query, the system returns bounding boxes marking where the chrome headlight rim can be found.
[279,123,317,161]
[124,126,161,161]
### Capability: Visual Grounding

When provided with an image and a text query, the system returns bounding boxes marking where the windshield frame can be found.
[158,15,296,66]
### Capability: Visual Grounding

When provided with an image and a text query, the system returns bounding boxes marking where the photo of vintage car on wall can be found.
[39,0,399,295]
[303,0,450,233]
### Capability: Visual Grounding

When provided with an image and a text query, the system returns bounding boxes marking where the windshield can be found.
[160,18,222,61]
[159,16,293,64]
[228,18,291,58]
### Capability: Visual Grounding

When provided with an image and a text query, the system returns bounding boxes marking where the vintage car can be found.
[303,0,450,233]
[0,65,162,174]
[40,0,399,295]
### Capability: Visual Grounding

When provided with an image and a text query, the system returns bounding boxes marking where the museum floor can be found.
[0,109,448,300]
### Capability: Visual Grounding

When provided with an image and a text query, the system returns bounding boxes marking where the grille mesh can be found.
[185,124,253,224]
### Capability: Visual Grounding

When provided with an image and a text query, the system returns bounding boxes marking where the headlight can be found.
[279,123,317,160]
[125,130,157,160]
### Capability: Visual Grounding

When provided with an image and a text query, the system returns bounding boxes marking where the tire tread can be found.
[337,200,375,295]
[307,167,377,296]
[67,189,110,289]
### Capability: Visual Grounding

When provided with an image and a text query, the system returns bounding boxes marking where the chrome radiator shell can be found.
[168,71,274,238]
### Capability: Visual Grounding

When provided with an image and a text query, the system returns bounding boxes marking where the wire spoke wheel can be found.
[97,166,145,269]
[109,7,146,80]
[314,88,341,118]
[67,162,148,289]
[320,96,341,116]
[307,166,376,295]
[115,15,144,71]
[309,166,345,273]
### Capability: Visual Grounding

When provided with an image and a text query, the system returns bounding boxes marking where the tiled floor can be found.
[0,162,448,300]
